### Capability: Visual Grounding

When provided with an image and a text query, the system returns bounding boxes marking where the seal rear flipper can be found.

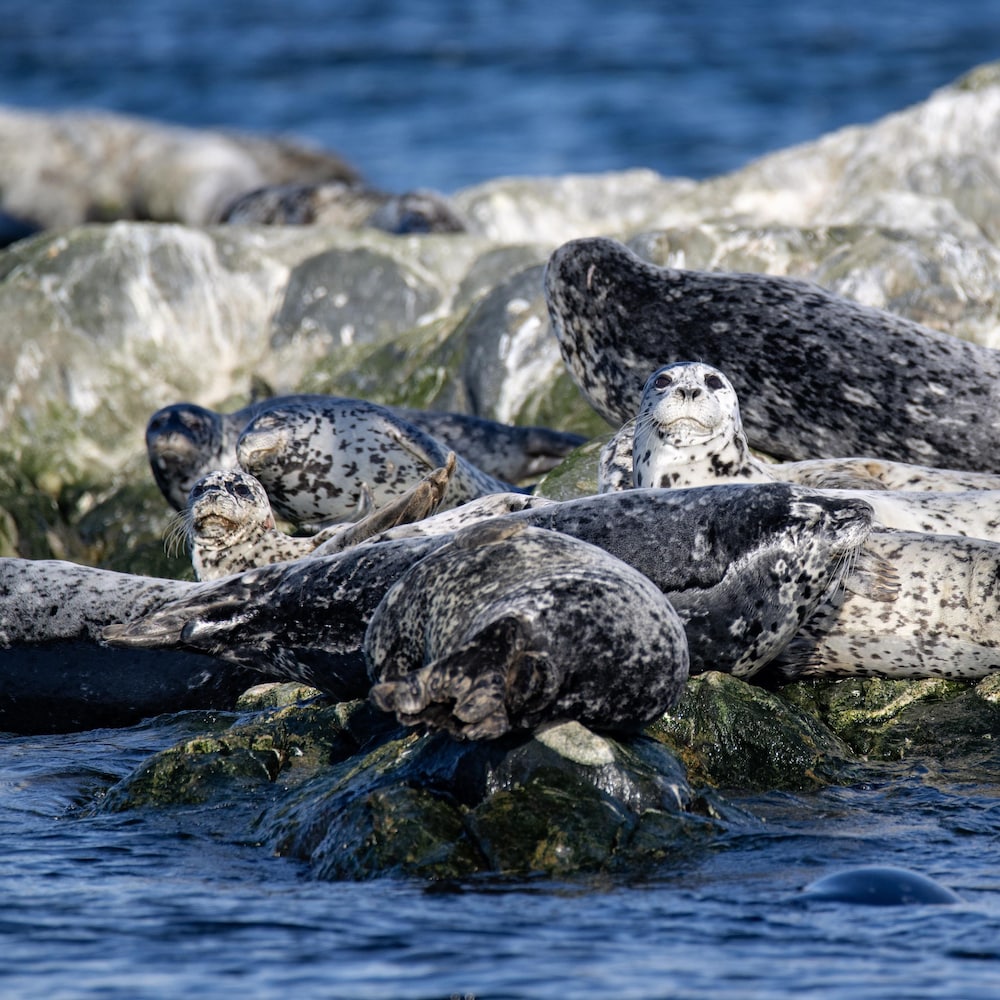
[327,455,457,552]
[370,615,543,739]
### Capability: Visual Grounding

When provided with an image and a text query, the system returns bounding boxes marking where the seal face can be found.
[147,394,583,512]
[545,236,1000,470]
[236,400,517,526]
[365,521,689,739]
[181,460,456,580]
[631,362,770,488]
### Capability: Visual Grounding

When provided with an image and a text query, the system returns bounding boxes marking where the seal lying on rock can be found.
[771,529,1000,680]
[105,484,874,690]
[366,521,689,739]
[545,236,1000,470]
[600,361,1000,542]
[235,400,524,525]
[0,558,257,733]
[178,458,455,580]
[147,395,584,510]
[600,361,1000,494]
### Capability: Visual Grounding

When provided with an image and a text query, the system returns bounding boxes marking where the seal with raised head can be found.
[147,394,584,511]
[366,520,689,739]
[235,399,522,526]
[178,457,455,580]
[601,361,1000,542]
[600,361,1000,493]
[545,236,1000,470]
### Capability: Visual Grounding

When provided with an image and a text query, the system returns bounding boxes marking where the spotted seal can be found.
[771,529,1000,680]
[600,362,1000,493]
[545,236,1000,470]
[147,394,584,511]
[105,484,872,684]
[366,520,689,739]
[178,458,455,580]
[235,400,524,525]
[0,558,256,733]
[600,362,1000,542]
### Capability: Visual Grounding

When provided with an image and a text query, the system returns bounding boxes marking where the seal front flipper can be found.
[841,546,901,602]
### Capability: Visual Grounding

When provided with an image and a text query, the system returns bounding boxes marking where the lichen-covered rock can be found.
[648,671,864,791]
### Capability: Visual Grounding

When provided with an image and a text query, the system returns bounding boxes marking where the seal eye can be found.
[653,373,673,390]
[232,483,255,499]
[704,373,725,391]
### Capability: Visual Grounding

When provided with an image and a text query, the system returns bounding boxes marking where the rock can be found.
[0,106,359,229]
[98,703,722,880]
[648,672,865,791]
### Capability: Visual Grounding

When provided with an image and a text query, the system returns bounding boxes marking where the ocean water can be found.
[4,0,1000,193]
[4,1,1000,996]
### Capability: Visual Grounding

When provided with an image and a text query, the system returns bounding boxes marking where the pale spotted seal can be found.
[545,236,1000,470]
[366,521,689,739]
[178,458,455,580]
[105,484,873,684]
[600,362,1000,493]
[236,400,523,525]
[601,362,1000,542]
[771,529,1000,680]
[0,558,256,733]
[147,394,584,511]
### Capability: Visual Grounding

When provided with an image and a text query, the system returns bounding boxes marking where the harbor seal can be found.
[602,361,1000,542]
[366,521,689,739]
[178,458,455,580]
[147,394,584,511]
[600,361,1000,493]
[105,484,874,683]
[771,528,1000,680]
[235,399,522,525]
[801,867,961,906]
[0,558,256,733]
[545,236,1000,470]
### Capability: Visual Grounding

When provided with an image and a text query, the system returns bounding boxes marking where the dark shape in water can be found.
[801,866,962,906]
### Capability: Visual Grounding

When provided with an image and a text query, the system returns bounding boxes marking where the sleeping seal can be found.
[147,394,584,510]
[545,236,1000,470]
[772,529,1000,680]
[600,361,1000,542]
[366,521,689,739]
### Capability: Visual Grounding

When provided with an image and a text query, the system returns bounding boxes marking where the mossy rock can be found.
[779,676,1000,761]
[648,671,864,791]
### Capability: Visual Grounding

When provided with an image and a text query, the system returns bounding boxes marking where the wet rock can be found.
[648,672,864,791]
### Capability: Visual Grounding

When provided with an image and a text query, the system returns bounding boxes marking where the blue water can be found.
[3,0,1000,192]
[5,2,1000,995]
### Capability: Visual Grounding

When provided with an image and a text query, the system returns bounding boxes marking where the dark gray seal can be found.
[178,458,455,580]
[0,558,256,733]
[545,236,1000,470]
[102,485,872,696]
[605,361,1000,542]
[801,867,961,906]
[235,400,521,525]
[366,520,689,739]
[146,394,583,511]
